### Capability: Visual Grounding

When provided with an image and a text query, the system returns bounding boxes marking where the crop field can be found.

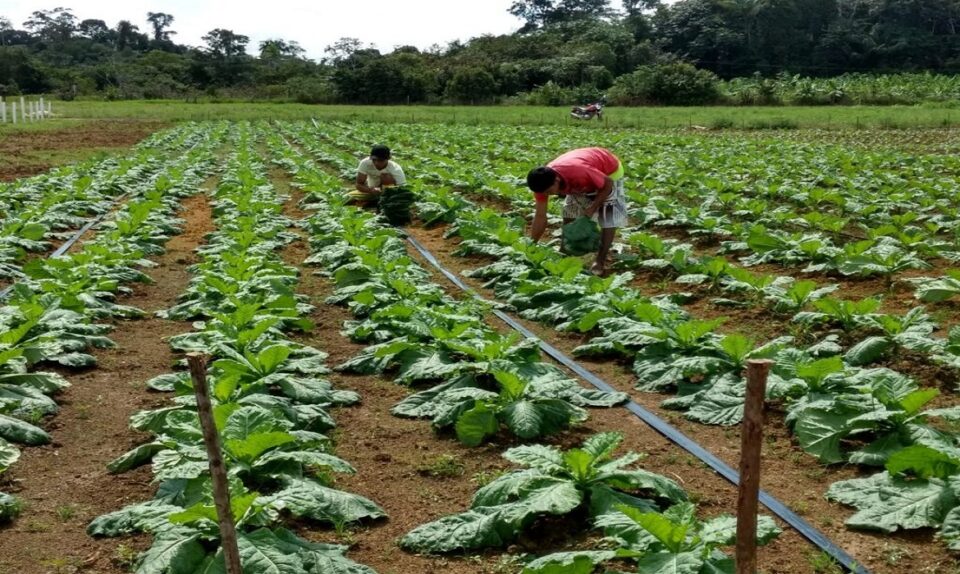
[0,118,959,574]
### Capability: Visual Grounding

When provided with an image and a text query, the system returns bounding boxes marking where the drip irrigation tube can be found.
[0,192,129,301]
[404,231,871,574]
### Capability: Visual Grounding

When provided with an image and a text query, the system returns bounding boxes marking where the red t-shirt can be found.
[534,147,620,203]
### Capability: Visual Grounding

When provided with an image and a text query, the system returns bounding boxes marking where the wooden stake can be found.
[736,359,773,574]
[188,353,243,574]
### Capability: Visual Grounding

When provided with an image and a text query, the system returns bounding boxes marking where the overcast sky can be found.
[0,0,523,59]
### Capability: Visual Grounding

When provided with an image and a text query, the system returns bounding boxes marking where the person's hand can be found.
[584,205,597,218]
[372,187,381,194]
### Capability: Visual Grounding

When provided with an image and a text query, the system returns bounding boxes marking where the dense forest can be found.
[1,0,959,105]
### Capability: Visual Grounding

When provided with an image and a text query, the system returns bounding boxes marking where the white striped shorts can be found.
[562,178,628,229]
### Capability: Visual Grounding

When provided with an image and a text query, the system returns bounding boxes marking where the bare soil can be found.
[0,190,215,574]
[0,120,166,181]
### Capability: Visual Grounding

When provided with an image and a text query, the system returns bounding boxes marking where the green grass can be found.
[54,100,960,129]
[0,118,84,135]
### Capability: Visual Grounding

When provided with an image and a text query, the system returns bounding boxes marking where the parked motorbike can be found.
[570,99,604,120]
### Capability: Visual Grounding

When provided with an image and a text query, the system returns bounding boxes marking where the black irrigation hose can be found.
[0,192,130,301]
[404,231,871,574]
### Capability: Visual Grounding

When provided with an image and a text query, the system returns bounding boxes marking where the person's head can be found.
[370,145,391,170]
[527,166,562,195]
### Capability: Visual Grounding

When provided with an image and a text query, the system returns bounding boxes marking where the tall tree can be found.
[146,12,175,42]
[115,20,141,50]
[323,37,365,64]
[77,19,110,42]
[509,0,612,31]
[0,17,12,46]
[202,28,249,57]
[259,38,304,59]
[23,7,76,42]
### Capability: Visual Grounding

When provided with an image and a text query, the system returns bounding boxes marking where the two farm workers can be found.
[527,147,627,276]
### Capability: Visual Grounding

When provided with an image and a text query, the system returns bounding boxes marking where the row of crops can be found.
[3,119,960,573]
[277,120,960,556]
[0,125,221,523]
[266,130,784,573]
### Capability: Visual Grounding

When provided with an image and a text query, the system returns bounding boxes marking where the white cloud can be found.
[0,0,521,59]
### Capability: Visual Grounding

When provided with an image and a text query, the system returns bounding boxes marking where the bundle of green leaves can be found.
[378,186,416,226]
[561,216,601,256]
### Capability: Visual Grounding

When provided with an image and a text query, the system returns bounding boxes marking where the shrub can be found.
[608,62,720,106]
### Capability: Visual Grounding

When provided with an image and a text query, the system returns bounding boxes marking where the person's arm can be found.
[584,177,614,217]
[530,199,549,242]
[356,172,379,194]
[390,163,406,186]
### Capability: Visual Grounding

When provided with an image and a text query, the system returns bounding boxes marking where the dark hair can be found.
[370,145,391,160]
[526,166,557,193]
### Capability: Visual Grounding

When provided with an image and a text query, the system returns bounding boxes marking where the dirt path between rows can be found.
[0,188,215,574]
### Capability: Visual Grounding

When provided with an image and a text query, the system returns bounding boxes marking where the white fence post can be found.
[11,102,16,124]
[47,101,52,118]
[19,96,25,122]
[39,96,45,120]
[27,101,34,122]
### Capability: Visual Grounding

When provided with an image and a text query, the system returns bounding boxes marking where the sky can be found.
[0,0,523,59]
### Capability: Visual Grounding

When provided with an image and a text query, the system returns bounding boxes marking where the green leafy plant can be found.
[399,432,686,553]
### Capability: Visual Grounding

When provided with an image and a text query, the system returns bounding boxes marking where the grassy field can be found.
[38,99,960,129]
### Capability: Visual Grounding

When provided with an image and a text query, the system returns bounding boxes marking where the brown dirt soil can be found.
[0,120,167,181]
[0,189,215,574]
[402,222,960,574]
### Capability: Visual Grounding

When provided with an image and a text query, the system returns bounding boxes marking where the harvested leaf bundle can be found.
[379,186,416,226]
[561,216,601,256]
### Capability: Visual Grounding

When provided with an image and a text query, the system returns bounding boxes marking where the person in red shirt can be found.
[526,147,627,275]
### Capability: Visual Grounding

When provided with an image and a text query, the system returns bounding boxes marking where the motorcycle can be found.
[570,99,604,120]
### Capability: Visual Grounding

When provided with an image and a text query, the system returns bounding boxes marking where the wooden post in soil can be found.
[188,353,243,574]
[736,359,773,574]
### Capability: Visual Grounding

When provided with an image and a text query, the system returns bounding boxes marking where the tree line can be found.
[1,1,958,105]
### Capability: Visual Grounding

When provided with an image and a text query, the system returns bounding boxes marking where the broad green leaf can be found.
[940,506,960,551]
[502,399,576,440]
[455,402,499,447]
[900,388,940,416]
[0,439,19,472]
[522,551,617,574]
[108,442,167,474]
[844,336,892,366]
[793,409,850,463]
[634,551,704,574]
[886,445,960,480]
[259,479,385,524]
[633,512,689,553]
[582,432,623,462]
[237,529,306,574]
[0,413,50,445]
[257,345,292,374]
[563,449,594,482]
[399,507,509,553]
[225,431,296,464]
[501,445,565,474]
[135,529,207,574]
